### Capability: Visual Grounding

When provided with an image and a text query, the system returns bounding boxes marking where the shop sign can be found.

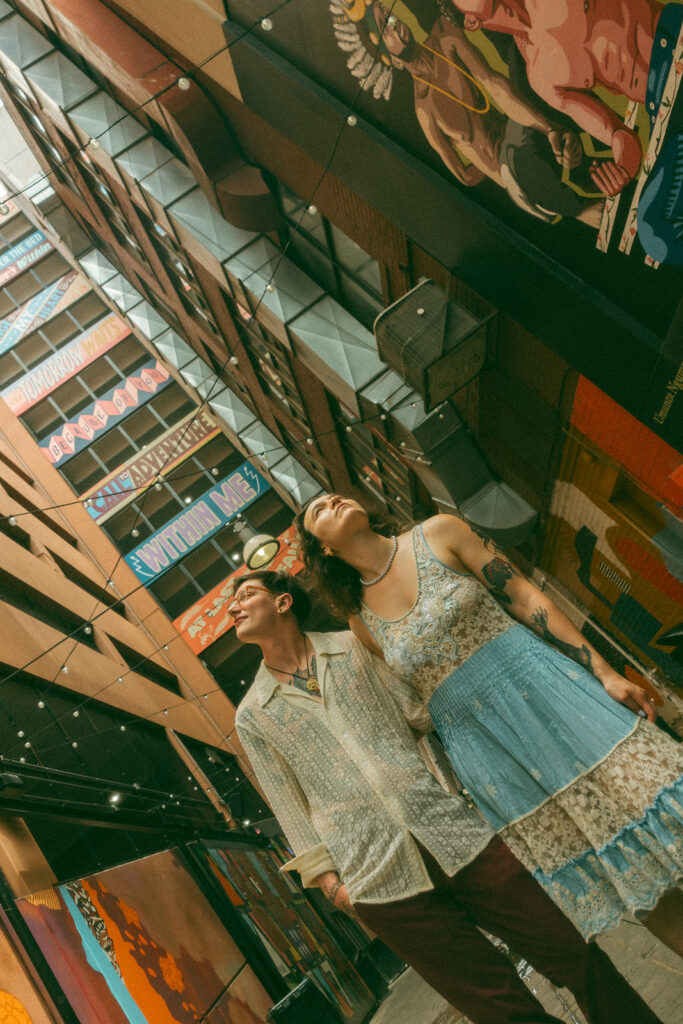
[124,459,270,584]
[81,409,221,523]
[39,359,171,466]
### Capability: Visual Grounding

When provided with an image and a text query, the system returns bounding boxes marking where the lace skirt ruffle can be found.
[499,727,683,941]
[530,782,683,941]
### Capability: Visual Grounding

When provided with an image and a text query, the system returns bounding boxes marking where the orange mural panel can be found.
[571,376,683,511]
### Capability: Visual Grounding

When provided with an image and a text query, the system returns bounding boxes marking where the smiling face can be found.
[303,493,369,555]
[228,582,288,644]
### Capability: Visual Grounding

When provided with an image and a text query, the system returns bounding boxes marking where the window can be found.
[276,183,384,328]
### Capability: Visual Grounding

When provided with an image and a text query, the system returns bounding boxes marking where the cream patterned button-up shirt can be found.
[236,631,494,905]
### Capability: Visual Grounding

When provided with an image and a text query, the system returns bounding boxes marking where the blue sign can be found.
[124,460,270,583]
[0,230,52,286]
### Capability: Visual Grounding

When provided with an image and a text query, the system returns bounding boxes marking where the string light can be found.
[0,5,408,765]
[177,77,191,91]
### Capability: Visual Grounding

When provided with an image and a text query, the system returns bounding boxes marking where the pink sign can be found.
[2,313,130,414]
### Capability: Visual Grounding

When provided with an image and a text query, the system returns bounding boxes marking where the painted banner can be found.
[81,408,221,523]
[2,312,130,414]
[0,229,52,286]
[173,523,304,653]
[40,358,171,466]
[125,459,270,584]
[0,270,90,356]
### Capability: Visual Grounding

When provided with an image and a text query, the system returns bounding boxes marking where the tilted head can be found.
[295,494,398,620]
[228,570,311,645]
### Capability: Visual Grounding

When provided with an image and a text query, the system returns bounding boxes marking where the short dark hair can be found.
[244,570,311,626]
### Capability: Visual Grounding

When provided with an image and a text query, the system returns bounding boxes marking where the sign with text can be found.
[2,312,129,414]
[0,270,91,356]
[0,230,52,286]
[39,359,171,466]
[124,459,270,584]
[173,524,305,653]
[81,408,221,523]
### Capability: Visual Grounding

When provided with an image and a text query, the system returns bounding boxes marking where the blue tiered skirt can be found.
[428,624,683,940]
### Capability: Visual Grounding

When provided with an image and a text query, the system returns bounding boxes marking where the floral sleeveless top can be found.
[360,525,514,702]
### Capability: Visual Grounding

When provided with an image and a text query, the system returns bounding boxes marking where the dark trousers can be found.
[355,837,661,1024]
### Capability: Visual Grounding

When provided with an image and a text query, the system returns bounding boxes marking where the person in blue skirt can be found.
[297,494,683,952]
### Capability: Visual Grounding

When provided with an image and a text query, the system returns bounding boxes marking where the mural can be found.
[328,0,683,263]
[203,843,374,1023]
[16,849,272,1024]
[542,376,683,697]
[0,917,54,1024]
[81,409,221,524]
[2,314,130,414]
[39,359,171,466]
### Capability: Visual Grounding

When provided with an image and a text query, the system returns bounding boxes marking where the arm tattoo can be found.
[320,877,343,904]
[481,555,519,607]
[530,607,594,672]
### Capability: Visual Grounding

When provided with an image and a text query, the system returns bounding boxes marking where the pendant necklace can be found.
[264,638,321,696]
[360,535,398,586]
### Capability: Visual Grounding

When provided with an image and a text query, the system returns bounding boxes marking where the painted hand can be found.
[547,130,582,169]
[601,674,657,722]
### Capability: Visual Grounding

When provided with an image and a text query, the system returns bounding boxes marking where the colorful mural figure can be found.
[330,0,683,261]
[333,0,602,226]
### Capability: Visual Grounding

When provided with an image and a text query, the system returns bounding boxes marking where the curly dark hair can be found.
[294,499,409,621]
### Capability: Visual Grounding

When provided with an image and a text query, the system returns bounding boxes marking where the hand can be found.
[589,159,632,196]
[600,673,657,722]
[547,130,582,169]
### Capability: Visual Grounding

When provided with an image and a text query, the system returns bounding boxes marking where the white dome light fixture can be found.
[234,520,280,570]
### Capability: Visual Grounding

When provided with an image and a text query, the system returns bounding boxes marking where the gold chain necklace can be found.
[412,42,490,115]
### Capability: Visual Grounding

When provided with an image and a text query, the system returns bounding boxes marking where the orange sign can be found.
[173,524,305,653]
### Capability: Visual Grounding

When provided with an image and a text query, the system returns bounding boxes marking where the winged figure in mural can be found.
[331,0,604,226]
[448,0,683,261]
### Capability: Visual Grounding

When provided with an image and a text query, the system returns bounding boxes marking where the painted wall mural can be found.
[542,376,683,696]
[15,849,272,1024]
[203,843,374,1024]
[0,270,90,357]
[0,916,55,1024]
[333,0,683,262]
[80,409,221,524]
[0,231,52,287]
[2,313,130,414]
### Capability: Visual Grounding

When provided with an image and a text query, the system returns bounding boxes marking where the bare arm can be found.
[311,870,356,916]
[447,29,553,134]
[424,514,656,721]
[416,103,486,186]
